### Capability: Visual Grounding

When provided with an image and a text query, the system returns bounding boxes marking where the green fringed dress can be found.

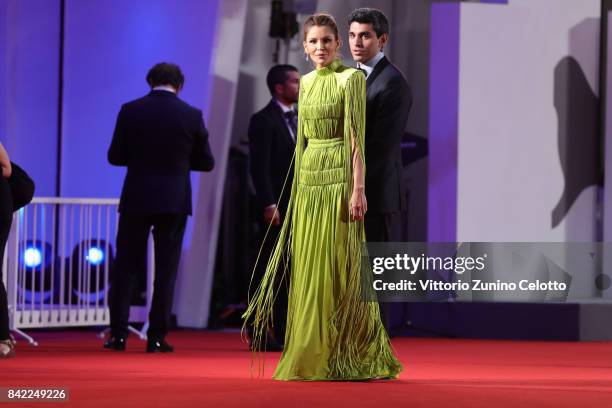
[245,59,402,381]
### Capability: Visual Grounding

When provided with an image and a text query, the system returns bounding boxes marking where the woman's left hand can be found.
[350,187,367,222]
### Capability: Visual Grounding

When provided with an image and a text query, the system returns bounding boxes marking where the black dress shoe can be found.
[146,340,174,353]
[103,336,126,351]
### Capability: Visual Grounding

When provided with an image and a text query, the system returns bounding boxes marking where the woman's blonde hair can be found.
[302,13,339,41]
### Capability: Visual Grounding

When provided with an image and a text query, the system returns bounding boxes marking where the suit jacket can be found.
[365,56,412,213]
[108,90,215,215]
[248,100,295,214]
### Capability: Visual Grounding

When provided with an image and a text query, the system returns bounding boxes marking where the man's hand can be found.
[264,205,281,226]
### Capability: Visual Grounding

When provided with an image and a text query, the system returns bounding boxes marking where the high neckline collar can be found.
[315,59,342,75]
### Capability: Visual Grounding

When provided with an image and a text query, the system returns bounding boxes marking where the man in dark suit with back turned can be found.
[348,8,412,329]
[247,64,300,350]
[105,62,214,353]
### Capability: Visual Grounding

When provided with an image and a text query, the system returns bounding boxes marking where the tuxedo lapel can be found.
[366,56,390,90]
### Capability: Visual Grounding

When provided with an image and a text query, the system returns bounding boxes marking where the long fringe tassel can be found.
[241,77,307,377]
[241,162,294,376]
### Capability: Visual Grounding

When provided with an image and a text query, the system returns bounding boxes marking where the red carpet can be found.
[2,330,612,407]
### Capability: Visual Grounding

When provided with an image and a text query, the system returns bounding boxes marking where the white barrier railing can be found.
[3,197,154,345]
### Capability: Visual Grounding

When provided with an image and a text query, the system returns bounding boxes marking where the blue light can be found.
[86,247,105,265]
[23,247,42,268]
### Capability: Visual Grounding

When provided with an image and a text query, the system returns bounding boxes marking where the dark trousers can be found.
[249,220,288,344]
[364,212,401,332]
[0,177,13,340]
[365,212,401,244]
[109,212,187,341]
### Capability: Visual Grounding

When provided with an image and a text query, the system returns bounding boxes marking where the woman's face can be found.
[303,25,340,69]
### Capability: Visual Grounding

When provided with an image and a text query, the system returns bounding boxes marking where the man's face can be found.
[348,22,387,63]
[278,70,300,104]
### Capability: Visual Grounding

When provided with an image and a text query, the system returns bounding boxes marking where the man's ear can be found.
[274,83,284,96]
[378,33,388,50]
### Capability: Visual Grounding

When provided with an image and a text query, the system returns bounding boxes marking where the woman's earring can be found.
[304,52,309,61]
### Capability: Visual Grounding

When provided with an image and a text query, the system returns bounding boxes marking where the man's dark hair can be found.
[266,64,299,96]
[348,8,389,38]
[146,62,185,89]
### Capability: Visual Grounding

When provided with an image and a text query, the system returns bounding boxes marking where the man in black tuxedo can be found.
[247,64,299,350]
[105,63,214,353]
[348,8,412,328]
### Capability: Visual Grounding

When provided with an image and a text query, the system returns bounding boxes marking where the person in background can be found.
[105,62,215,353]
[247,64,300,351]
[0,142,14,358]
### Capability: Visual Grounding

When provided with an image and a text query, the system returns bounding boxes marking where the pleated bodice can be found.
[299,60,356,187]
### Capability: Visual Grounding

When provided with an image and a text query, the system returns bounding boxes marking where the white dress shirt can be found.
[274,98,297,142]
[357,51,385,79]
[152,85,177,93]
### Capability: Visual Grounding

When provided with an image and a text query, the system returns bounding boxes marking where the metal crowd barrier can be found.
[2,197,154,345]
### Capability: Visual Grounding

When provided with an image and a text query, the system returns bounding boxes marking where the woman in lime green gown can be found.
[244,13,402,381]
